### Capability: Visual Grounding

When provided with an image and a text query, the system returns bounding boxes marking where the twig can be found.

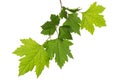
[46,35,51,41]
[59,0,63,8]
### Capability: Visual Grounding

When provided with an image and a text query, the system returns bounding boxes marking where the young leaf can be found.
[41,14,60,35]
[66,7,80,13]
[43,39,73,68]
[41,21,56,35]
[13,38,49,77]
[60,7,67,19]
[63,13,81,34]
[58,26,72,40]
[81,2,106,34]
[50,14,60,25]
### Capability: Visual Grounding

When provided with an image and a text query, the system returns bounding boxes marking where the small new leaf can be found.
[50,14,60,25]
[60,7,67,19]
[41,14,60,35]
[81,2,106,34]
[13,38,49,77]
[41,21,56,35]
[66,7,80,13]
[63,13,81,34]
[44,39,73,68]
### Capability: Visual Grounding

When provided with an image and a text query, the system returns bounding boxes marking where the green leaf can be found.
[58,26,72,40]
[44,39,73,68]
[50,14,60,25]
[13,38,49,77]
[81,2,106,34]
[66,7,80,13]
[63,13,81,34]
[41,21,56,35]
[41,14,60,35]
[60,7,67,19]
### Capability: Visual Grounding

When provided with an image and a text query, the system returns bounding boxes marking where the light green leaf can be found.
[13,38,49,77]
[63,13,81,34]
[43,39,73,68]
[81,2,106,34]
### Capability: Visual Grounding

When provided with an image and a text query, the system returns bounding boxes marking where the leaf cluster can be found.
[13,2,106,78]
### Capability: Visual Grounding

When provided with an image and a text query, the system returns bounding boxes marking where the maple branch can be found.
[59,0,63,8]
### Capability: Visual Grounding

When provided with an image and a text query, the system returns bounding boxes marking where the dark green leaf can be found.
[50,14,60,25]
[41,21,56,35]
[58,26,72,40]
[60,7,67,19]
[41,14,60,35]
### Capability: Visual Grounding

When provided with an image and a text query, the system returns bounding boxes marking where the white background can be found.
[0,0,120,80]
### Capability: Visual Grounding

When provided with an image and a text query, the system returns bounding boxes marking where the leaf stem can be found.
[59,0,63,8]
[55,28,59,35]
[46,35,51,41]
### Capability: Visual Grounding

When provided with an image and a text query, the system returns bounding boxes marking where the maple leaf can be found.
[43,39,73,68]
[63,13,81,34]
[60,7,67,19]
[41,21,56,35]
[13,38,49,77]
[58,26,72,40]
[81,2,106,34]
[41,14,60,35]
[50,14,60,25]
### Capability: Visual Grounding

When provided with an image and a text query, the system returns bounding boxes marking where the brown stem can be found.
[46,35,51,41]
[59,0,62,8]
